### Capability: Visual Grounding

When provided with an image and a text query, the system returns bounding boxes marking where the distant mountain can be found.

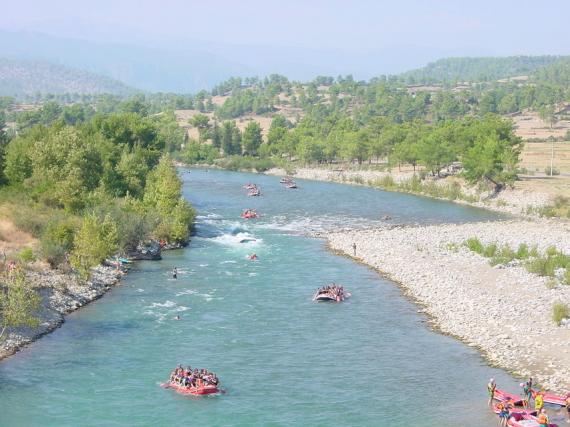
[398,56,570,84]
[0,58,136,96]
[0,31,253,93]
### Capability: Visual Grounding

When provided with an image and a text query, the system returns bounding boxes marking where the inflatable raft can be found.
[532,389,569,406]
[493,388,525,406]
[161,381,219,396]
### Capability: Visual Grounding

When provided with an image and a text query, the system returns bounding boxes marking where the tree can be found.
[462,135,522,190]
[0,266,40,339]
[143,156,195,243]
[71,214,118,278]
[189,114,211,143]
[211,121,221,149]
[242,121,263,155]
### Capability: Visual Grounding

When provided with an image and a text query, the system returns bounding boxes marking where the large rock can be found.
[127,240,162,260]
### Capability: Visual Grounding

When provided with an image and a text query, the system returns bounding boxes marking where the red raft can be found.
[493,388,525,406]
[532,389,570,406]
[161,381,219,396]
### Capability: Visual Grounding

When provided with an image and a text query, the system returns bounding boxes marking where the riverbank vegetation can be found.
[463,237,570,287]
[0,105,195,334]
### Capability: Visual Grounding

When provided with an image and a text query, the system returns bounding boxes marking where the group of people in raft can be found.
[169,365,220,389]
[314,284,347,301]
[488,378,570,426]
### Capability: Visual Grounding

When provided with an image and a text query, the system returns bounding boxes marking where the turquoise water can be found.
[0,169,523,426]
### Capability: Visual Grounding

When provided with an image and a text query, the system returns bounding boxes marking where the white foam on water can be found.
[248,272,258,277]
[211,232,262,247]
[148,300,177,308]
[199,264,209,267]
[175,289,198,297]
[136,289,144,293]
[220,260,237,264]
[225,271,233,276]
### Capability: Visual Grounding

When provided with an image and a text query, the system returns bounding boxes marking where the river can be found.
[0,169,521,426]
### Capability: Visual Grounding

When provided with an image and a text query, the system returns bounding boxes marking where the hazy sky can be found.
[2,0,570,55]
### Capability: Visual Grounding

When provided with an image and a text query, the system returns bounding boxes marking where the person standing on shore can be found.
[352,242,357,256]
[488,378,497,406]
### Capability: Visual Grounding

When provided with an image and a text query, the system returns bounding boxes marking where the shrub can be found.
[18,247,36,263]
[483,243,498,258]
[545,167,560,176]
[552,301,569,326]
[465,237,484,254]
[564,269,570,286]
[526,257,556,277]
[39,218,77,267]
[490,244,516,266]
[516,243,530,259]
[374,175,396,190]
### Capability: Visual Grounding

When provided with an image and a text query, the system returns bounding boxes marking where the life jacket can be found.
[535,395,544,407]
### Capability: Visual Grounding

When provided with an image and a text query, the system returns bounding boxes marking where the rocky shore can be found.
[326,219,570,392]
[0,265,124,360]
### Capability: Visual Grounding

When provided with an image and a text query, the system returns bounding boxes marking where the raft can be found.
[312,291,351,302]
[493,388,525,406]
[161,381,219,396]
[532,389,569,406]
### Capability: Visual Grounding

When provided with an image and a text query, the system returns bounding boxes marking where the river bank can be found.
[0,265,124,360]
[325,219,570,392]
[264,166,554,218]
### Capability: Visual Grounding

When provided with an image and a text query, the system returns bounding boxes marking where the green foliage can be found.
[552,301,569,326]
[18,248,36,263]
[515,243,530,260]
[143,156,195,244]
[71,214,118,278]
[217,156,275,172]
[465,237,484,254]
[0,267,40,339]
[241,121,263,156]
[39,217,77,267]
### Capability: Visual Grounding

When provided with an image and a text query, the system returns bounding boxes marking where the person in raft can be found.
[496,401,509,427]
[565,395,570,423]
[248,254,258,260]
[537,408,549,427]
[534,390,544,414]
[169,365,219,388]
[172,267,178,279]
[487,378,497,406]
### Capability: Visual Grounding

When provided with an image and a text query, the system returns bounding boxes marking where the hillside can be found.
[398,56,570,84]
[0,58,136,96]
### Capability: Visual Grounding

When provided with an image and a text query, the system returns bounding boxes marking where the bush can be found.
[483,243,498,258]
[18,247,36,263]
[552,301,569,326]
[39,217,77,267]
[526,257,556,277]
[490,244,516,266]
[515,243,530,259]
[545,167,560,176]
[564,269,570,286]
[465,237,484,254]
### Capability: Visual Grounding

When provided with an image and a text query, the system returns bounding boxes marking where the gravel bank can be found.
[0,265,123,361]
[326,219,570,392]
[265,167,553,217]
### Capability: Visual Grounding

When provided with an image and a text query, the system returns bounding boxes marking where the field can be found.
[520,141,570,173]
[512,111,570,140]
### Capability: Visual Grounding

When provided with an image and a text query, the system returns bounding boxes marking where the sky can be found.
[2,0,569,55]
[1,0,570,91]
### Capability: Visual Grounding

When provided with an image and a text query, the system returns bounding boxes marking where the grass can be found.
[370,174,478,203]
[552,301,569,326]
[462,238,570,286]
